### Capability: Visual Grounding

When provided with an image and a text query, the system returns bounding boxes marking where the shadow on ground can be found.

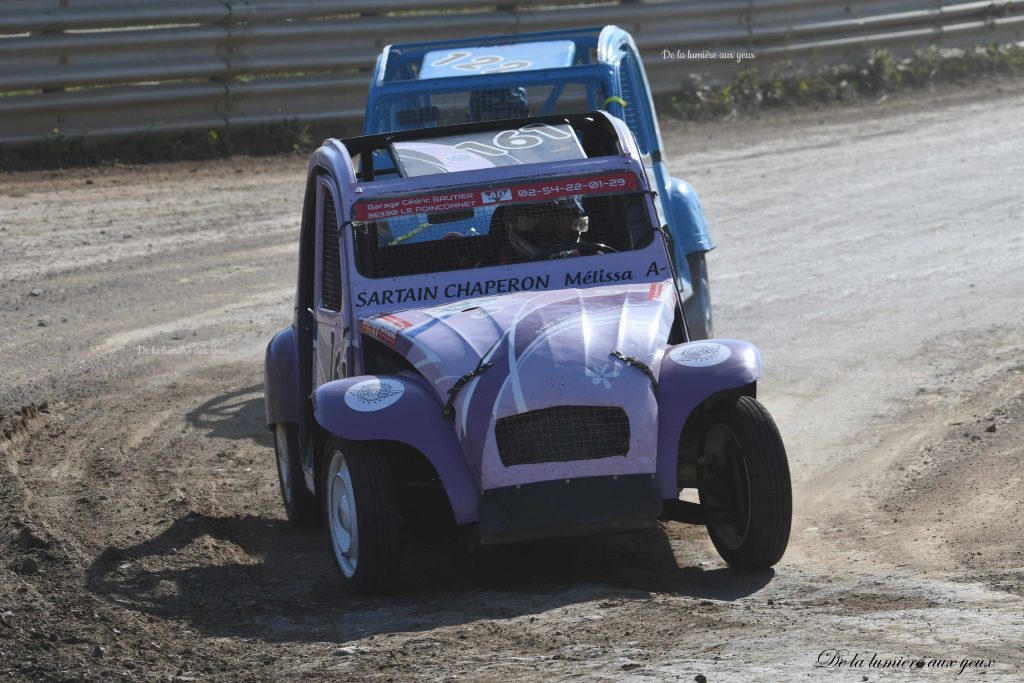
[186,384,272,448]
[87,512,774,644]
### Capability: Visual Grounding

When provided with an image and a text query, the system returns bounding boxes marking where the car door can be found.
[314,178,353,389]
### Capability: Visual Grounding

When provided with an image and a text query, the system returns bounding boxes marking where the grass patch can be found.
[660,43,1024,121]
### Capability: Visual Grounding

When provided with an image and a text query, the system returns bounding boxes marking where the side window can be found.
[321,189,343,311]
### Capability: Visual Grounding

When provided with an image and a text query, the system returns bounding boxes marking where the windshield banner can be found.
[352,171,641,221]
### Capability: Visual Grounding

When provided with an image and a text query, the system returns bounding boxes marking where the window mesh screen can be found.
[353,192,651,279]
[495,405,630,466]
[321,191,342,311]
[385,83,596,131]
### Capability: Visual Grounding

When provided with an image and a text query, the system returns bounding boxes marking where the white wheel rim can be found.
[274,424,292,506]
[327,449,358,577]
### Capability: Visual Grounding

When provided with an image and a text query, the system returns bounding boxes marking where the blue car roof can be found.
[385,27,603,58]
[375,26,619,86]
[418,40,577,80]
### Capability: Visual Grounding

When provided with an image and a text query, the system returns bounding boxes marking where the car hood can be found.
[357,281,676,484]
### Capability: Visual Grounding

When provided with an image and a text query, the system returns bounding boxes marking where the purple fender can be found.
[312,373,480,524]
[655,339,763,498]
[264,325,299,425]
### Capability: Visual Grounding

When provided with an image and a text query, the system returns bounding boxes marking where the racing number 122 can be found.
[429,51,532,74]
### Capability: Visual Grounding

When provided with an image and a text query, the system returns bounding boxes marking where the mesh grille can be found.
[353,192,650,279]
[387,83,593,131]
[322,192,342,311]
[495,406,630,466]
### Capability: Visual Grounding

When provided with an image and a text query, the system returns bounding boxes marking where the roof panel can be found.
[418,40,576,79]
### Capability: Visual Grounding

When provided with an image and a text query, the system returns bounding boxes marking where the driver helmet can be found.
[466,88,529,122]
[506,198,589,258]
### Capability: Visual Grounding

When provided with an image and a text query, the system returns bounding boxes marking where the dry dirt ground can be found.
[1,77,1023,682]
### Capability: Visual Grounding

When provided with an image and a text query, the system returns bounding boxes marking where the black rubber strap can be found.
[443,361,493,419]
[610,350,658,391]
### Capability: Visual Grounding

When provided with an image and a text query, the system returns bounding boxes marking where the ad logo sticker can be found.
[670,342,732,368]
[481,188,512,204]
[344,379,406,412]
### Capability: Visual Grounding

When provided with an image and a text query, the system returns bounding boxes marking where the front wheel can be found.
[322,438,401,594]
[698,396,791,569]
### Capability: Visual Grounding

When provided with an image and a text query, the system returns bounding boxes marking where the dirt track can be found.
[2,78,1023,681]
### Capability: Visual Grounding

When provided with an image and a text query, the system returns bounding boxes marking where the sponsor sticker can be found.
[344,378,406,412]
[359,314,412,346]
[669,342,732,368]
[481,188,512,204]
[352,172,640,221]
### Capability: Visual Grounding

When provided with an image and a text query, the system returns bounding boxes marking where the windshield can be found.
[370,81,606,133]
[351,175,654,279]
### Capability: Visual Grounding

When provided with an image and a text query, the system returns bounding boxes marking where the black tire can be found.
[683,251,713,340]
[698,396,791,569]
[273,423,319,526]
[321,438,401,595]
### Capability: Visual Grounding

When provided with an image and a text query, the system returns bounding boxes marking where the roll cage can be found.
[342,111,630,184]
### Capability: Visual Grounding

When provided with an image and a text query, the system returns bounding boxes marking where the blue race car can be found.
[362,25,714,339]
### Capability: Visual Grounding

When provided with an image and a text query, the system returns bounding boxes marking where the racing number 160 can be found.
[453,123,573,158]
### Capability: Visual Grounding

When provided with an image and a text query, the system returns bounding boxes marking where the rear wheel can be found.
[322,438,401,594]
[273,423,318,525]
[698,396,791,568]
[683,251,713,340]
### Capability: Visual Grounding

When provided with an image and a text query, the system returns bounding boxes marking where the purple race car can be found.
[264,112,791,594]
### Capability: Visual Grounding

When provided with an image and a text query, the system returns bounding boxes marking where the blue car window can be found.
[373,82,596,134]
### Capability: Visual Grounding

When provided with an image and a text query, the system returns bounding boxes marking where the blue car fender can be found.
[664,175,714,256]
[655,340,763,498]
[312,373,480,524]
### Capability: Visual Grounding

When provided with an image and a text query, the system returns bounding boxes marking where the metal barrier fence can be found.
[1,0,1022,145]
